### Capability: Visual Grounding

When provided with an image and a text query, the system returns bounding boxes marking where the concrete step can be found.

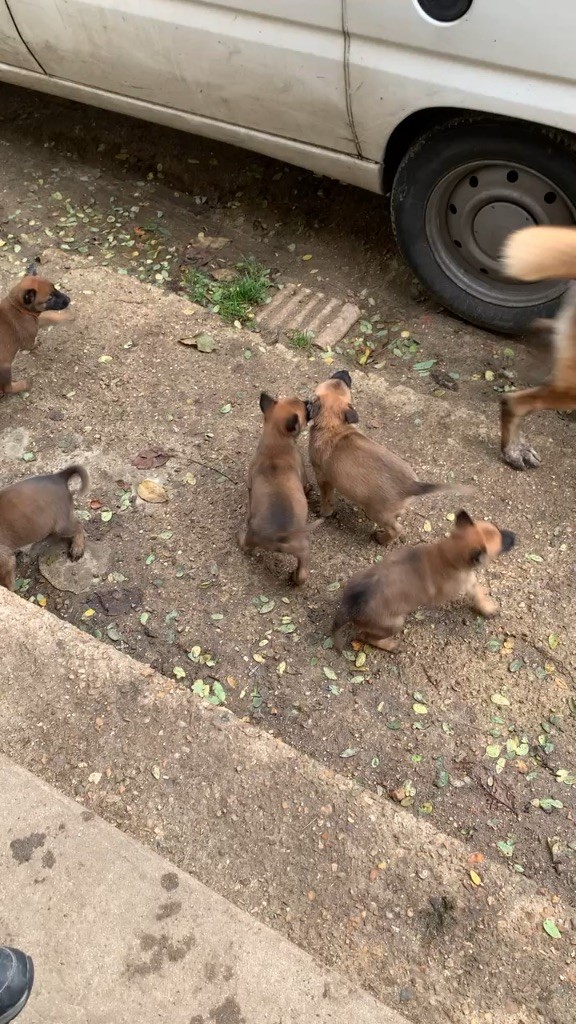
[0,755,407,1024]
[0,588,574,1024]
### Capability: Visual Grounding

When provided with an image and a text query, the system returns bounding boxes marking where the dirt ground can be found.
[0,82,575,924]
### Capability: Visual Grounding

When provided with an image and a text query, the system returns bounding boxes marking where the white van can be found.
[0,0,574,332]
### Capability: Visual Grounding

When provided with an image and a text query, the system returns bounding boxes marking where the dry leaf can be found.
[469,870,483,886]
[131,448,171,470]
[137,480,168,504]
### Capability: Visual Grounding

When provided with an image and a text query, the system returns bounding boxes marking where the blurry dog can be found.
[0,260,71,397]
[239,392,318,585]
[501,225,576,469]
[308,370,471,544]
[0,465,88,591]
[332,510,515,652]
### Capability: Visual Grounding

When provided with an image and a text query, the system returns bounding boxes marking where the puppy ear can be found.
[25,261,39,277]
[23,288,37,307]
[259,392,276,414]
[455,509,474,529]
[344,405,359,424]
[331,369,352,389]
[285,413,300,434]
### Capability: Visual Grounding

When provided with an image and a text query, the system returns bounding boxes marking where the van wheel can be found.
[391,120,576,333]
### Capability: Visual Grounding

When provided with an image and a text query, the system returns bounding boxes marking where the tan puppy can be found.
[0,260,71,397]
[239,392,317,585]
[332,510,516,652]
[308,370,470,543]
[0,465,88,591]
[501,225,576,469]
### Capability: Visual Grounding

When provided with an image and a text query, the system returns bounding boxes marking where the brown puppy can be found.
[501,225,576,469]
[0,465,88,591]
[332,510,515,652]
[239,392,316,585]
[0,260,71,397]
[308,370,470,544]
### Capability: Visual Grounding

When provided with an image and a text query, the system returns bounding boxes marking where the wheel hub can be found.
[472,202,534,263]
[426,160,576,307]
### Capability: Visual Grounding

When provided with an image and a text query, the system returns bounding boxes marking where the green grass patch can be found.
[183,259,270,324]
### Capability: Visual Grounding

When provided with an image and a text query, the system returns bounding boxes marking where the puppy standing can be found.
[501,225,576,469]
[308,370,470,544]
[0,465,88,591]
[332,510,515,652]
[0,260,71,397]
[239,392,315,585]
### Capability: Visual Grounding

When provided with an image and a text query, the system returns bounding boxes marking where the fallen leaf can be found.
[106,623,121,642]
[413,359,436,371]
[210,268,238,282]
[98,354,113,363]
[193,233,230,250]
[100,509,113,522]
[137,480,168,504]
[468,852,485,865]
[131,447,171,469]
[423,520,432,533]
[173,666,186,680]
[220,403,232,415]
[302,253,313,261]
[184,473,197,486]
[277,661,286,676]
[340,747,358,758]
[355,651,367,668]
[469,870,483,886]
[88,772,102,785]
[484,370,494,381]
[486,744,502,758]
[548,633,560,650]
[22,452,36,462]
[413,702,428,715]
[151,765,161,780]
[543,918,562,939]
[497,839,515,857]
[491,692,510,706]
[526,553,543,563]
[82,608,95,619]
[323,666,337,680]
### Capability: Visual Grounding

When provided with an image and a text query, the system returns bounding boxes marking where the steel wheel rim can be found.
[425,160,576,307]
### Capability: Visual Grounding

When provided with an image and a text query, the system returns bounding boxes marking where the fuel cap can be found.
[416,0,473,22]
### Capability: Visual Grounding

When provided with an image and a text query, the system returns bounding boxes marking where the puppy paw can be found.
[479,599,499,618]
[371,636,400,652]
[68,542,85,561]
[292,567,309,586]
[320,505,334,518]
[503,439,541,470]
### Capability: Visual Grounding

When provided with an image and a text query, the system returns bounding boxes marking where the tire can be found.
[391,119,576,333]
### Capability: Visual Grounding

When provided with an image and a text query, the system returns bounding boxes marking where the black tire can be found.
[391,119,576,333]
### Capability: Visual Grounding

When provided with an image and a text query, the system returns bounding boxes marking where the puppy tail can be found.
[410,481,475,498]
[502,225,576,281]
[58,464,89,495]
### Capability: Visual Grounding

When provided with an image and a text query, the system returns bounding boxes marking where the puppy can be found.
[239,392,317,585]
[501,225,576,469]
[0,260,71,397]
[0,465,88,591]
[308,370,470,544]
[332,510,515,652]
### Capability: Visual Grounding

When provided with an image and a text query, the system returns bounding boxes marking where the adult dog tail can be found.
[57,464,89,495]
[503,226,576,281]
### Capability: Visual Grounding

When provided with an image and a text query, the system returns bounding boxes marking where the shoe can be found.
[0,948,34,1023]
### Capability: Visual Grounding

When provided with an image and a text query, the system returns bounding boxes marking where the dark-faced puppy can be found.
[308,370,470,544]
[239,392,317,585]
[332,510,516,652]
[0,464,88,591]
[0,260,71,397]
